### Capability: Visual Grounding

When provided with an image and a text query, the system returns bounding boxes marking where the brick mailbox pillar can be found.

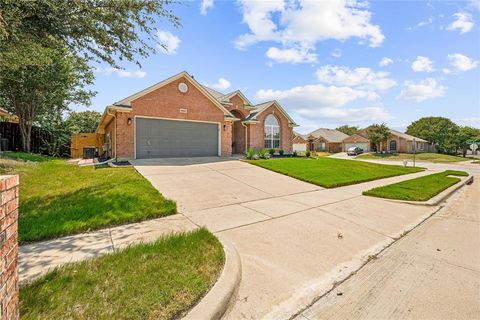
[0,175,19,320]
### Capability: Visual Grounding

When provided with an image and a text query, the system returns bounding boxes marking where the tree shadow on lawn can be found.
[19,183,176,243]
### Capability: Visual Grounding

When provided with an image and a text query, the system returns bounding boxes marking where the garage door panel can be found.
[136,118,219,158]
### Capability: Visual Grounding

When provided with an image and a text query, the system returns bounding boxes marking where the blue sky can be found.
[76,0,480,134]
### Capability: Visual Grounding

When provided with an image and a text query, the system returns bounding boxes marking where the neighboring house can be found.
[352,128,434,153]
[292,131,308,152]
[95,71,297,159]
[306,128,349,153]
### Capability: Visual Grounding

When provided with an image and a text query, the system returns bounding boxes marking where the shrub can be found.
[268,148,275,156]
[258,148,269,159]
[279,149,284,156]
[293,150,298,157]
[305,150,311,158]
[246,148,256,160]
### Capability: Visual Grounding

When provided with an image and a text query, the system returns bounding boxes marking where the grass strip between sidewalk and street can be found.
[20,228,224,320]
[362,170,469,201]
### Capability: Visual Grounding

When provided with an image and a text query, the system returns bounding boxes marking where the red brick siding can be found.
[247,105,293,153]
[115,76,232,159]
[0,175,19,320]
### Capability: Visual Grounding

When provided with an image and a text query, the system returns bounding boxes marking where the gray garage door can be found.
[135,118,219,158]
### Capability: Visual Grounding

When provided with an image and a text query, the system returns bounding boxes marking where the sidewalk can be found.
[19,214,197,283]
[295,179,480,320]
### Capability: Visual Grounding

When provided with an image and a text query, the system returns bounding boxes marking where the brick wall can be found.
[0,175,19,320]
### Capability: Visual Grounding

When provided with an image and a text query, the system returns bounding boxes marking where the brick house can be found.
[305,128,349,153]
[349,128,435,153]
[95,71,297,159]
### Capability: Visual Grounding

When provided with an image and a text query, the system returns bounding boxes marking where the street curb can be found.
[382,175,473,206]
[182,237,242,320]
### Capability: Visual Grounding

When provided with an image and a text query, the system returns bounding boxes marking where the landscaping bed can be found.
[0,152,176,242]
[357,152,470,163]
[363,170,468,201]
[248,157,423,188]
[20,228,224,320]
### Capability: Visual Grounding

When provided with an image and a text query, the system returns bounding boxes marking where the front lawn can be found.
[0,153,176,242]
[248,157,423,188]
[363,170,468,201]
[357,152,470,163]
[20,228,224,320]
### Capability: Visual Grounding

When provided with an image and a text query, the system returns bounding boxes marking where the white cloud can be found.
[411,56,435,72]
[95,67,146,78]
[379,57,393,67]
[397,78,446,102]
[255,83,389,123]
[447,12,474,34]
[209,78,231,90]
[407,16,434,30]
[331,48,342,58]
[157,30,180,55]
[256,84,378,109]
[315,65,397,90]
[294,106,390,122]
[235,0,385,63]
[447,53,479,72]
[469,0,480,11]
[200,0,214,15]
[266,47,318,64]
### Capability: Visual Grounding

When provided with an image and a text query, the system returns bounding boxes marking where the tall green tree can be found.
[0,47,94,152]
[65,111,102,134]
[366,123,391,152]
[406,117,459,153]
[0,0,180,152]
[336,125,359,136]
[456,126,480,156]
[0,0,180,68]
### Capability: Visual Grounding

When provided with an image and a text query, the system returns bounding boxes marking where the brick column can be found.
[0,175,19,320]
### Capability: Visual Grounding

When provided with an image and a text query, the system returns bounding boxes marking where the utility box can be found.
[83,147,96,159]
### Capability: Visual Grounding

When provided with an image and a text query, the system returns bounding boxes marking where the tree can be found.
[366,123,391,152]
[0,0,180,152]
[0,0,180,69]
[65,111,102,134]
[0,47,93,152]
[456,126,480,157]
[336,125,359,136]
[406,117,459,154]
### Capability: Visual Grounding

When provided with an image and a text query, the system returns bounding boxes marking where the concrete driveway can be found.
[132,158,443,319]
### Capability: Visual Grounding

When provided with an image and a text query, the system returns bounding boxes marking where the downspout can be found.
[241,122,248,152]
[106,108,117,160]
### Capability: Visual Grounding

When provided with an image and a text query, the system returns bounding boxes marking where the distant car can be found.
[347,146,364,156]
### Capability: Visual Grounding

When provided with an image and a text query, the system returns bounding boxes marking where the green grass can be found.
[363,170,468,201]
[20,228,224,320]
[357,152,470,163]
[0,153,176,243]
[0,151,57,162]
[248,157,423,188]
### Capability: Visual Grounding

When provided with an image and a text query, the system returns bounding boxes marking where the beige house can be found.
[306,128,349,153]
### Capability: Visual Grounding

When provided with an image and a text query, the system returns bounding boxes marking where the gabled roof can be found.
[357,127,428,143]
[201,86,253,107]
[245,100,298,127]
[113,71,235,118]
[389,129,427,142]
[308,128,349,143]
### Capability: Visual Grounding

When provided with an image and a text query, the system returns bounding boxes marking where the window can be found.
[264,114,280,149]
[389,140,397,152]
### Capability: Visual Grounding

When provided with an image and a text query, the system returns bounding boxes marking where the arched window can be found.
[264,114,280,149]
[389,140,397,152]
